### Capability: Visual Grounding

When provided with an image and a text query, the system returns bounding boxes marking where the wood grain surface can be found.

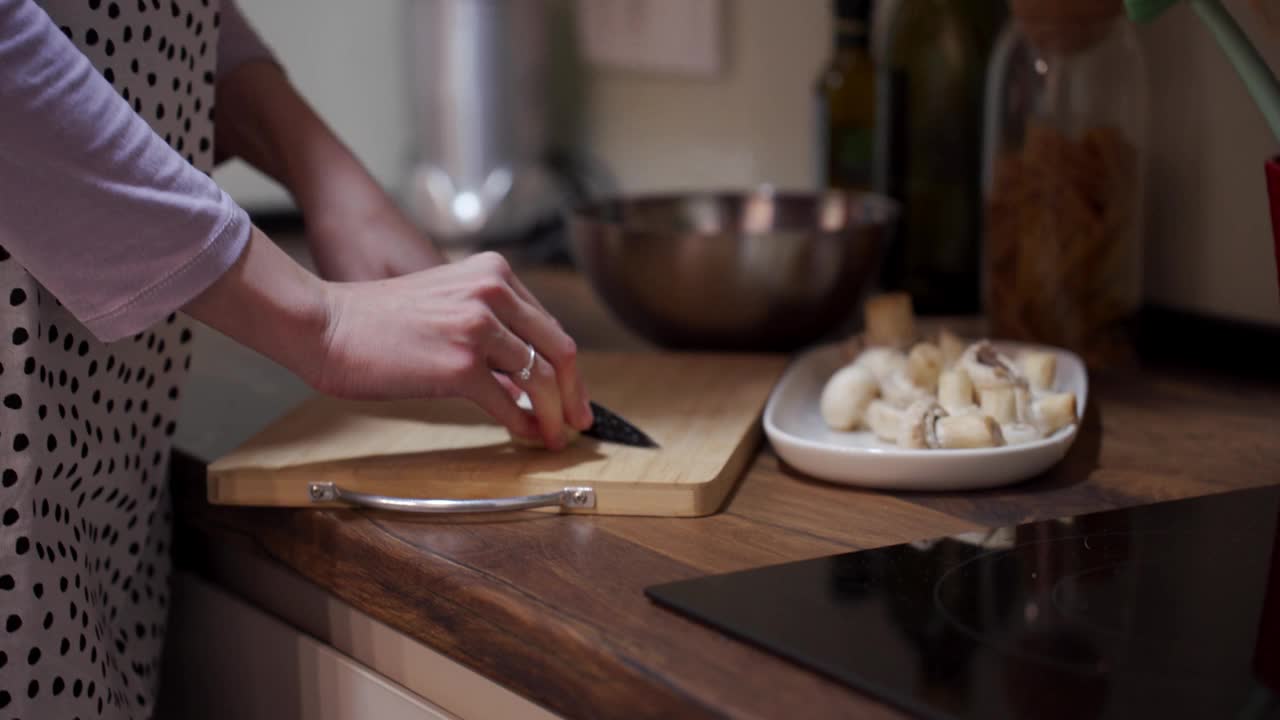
[174,364,1280,720]
[207,352,788,516]
[172,264,1280,720]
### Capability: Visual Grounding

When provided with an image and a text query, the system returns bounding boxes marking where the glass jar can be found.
[981,0,1148,366]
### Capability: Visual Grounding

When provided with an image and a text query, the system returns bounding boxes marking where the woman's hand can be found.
[317,251,592,448]
[186,228,592,449]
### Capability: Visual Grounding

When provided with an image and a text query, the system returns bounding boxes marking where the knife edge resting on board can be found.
[510,393,660,449]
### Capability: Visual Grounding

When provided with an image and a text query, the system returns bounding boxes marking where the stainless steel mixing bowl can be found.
[567,189,898,351]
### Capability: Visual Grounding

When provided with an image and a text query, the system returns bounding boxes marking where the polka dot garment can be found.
[1,1,218,717]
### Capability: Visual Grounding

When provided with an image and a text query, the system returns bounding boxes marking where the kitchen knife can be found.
[583,401,659,448]
[516,394,659,448]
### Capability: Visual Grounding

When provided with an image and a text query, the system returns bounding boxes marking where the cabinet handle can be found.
[306,482,596,514]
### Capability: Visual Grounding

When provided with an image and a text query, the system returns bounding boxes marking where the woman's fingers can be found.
[470,253,591,431]
[520,353,569,449]
[486,323,569,449]
[493,371,526,403]
[500,261,551,315]
[491,294,592,431]
[463,370,539,443]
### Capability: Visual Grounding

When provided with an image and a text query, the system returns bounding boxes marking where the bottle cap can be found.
[833,0,871,46]
[835,0,872,21]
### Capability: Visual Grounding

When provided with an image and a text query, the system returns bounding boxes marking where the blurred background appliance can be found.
[405,0,610,252]
[215,0,1279,329]
[407,0,554,242]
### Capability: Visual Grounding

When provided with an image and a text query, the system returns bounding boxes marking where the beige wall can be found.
[214,0,413,209]
[1140,0,1280,324]
[583,0,1280,325]
[582,0,827,194]
[220,0,1280,325]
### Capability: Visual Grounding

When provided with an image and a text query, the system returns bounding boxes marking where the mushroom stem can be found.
[935,415,1005,449]
[1020,351,1057,391]
[864,293,917,349]
[979,386,1018,424]
[938,368,975,414]
[1000,423,1041,446]
[1033,393,1078,435]
[866,400,904,443]
[897,400,946,449]
[938,329,966,367]
[907,342,944,393]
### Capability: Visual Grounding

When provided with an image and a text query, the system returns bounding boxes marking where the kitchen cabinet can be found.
[168,245,1280,718]
[159,572,460,720]
[161,562,555,720]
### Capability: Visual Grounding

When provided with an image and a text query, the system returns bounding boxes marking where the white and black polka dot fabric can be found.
[2,1,218,717]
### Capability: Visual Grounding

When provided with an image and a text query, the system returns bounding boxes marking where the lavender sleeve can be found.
[0,0,251,342]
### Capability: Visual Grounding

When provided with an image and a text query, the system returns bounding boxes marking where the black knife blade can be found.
[582,401,659,448]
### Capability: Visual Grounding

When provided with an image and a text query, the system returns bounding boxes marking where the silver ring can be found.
[516,343,536,382]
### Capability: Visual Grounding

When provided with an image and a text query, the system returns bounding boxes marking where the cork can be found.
[1010,0,1123,53]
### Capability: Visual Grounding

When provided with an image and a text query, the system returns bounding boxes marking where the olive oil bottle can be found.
[815,0,877,190]
[876,0,1007,314]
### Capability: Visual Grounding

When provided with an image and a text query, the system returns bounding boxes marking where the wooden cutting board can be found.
[207,352,789,517]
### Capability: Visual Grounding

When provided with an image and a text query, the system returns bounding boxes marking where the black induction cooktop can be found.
[646,486,1280,720]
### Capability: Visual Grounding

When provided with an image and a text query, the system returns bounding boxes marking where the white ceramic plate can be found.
[763,341,1088,491]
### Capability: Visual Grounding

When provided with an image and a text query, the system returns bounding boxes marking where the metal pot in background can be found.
[569,188,899,352]
[405,0,611,250]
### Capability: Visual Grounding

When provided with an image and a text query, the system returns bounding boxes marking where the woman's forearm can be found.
[213,60,446,274]
[183,224,331,385]
[214,62,384,225]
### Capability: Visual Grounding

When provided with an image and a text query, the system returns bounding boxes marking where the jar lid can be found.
[1010,0,1123,53]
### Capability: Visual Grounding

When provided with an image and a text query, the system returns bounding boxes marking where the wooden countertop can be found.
[170,263,1280,720]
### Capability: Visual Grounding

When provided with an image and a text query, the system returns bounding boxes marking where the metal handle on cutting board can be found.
[306,482,596,514]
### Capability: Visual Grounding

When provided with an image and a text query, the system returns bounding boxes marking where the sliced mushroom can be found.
[906,342,944,393]
[978,386,1018,424]
[1014,385,1033,424]
[1000,422,1041,446]
[881,368,933,408]
[863,292,916,349]
[829,316,1074,452]
[1020,351,1057,391]
[938,329,967,368]
[934,414,1005,449]
[1032,392,1078,435]
[854,346,907,384]
[820,364,879,431]
[938,367,976,414]
[897,400,945,449]
[865,399,904,442]
[959,341,1023,390]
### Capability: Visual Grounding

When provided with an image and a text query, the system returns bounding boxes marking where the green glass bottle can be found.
[816,0,877,190]
[877,0,1007,315]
